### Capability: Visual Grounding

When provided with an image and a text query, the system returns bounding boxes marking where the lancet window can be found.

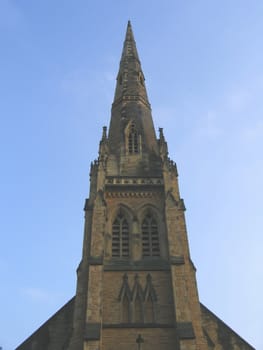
[118,274,158,324]
[112,212,129,258]
[128,122,139,154]
[134,295,143,323]
[142,213,160,257]
[118,274,132,323]
[144,295,155,323]
[132,275,144,323]
[144,274,157,323]
[122,294,130,323]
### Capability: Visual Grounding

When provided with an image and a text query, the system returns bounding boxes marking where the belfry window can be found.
[112,213,129,258]
[128,122,139,154]
[142,214,160,257]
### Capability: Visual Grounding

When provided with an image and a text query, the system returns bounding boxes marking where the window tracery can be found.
[112,212,129,258]
[128,122,139,154]
[142,213,160,257]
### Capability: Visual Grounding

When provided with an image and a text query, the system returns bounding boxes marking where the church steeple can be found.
[113,20,149,106]
[16,21,255,350]
[108,21,159,175]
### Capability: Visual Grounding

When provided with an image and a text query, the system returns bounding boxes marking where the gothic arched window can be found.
[142,214,160,257]
[128,122,139,154]
[112,212,129,258]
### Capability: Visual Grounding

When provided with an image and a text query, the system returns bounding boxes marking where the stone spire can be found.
[108,21,159,172]
[112,20,150,107]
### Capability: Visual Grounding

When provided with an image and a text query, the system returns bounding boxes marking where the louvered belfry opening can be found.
[128,122,139,154]
[142,213,160,257]
[112,212,129,258]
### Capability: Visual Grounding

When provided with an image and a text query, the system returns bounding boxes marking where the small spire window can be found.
[128,122,139,154]
[138,72,144,86]
[142,214,160,257]
[112,212,129,258]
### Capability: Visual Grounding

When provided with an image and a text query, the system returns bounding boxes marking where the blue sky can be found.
[0,1,262,349]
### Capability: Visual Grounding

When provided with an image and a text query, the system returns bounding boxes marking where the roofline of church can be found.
[200,303,255,349]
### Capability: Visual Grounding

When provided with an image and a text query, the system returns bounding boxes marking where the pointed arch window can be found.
[112,212,129,258]
[128,122,139,154]
[142,213,160,257]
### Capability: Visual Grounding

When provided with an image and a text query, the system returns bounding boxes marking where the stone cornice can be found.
[106,176,163,186]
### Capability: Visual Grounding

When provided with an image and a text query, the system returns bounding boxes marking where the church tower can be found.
[69,21,208,350]
[16,22,255,350]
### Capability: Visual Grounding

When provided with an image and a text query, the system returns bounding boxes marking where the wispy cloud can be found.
[195,110,223,139]
[152,106,178,126]
[20,287,55,303]
[241,119,263,143]
[227,88,252,113]
[61,69,92,93]
[104,71,115,82]
[61,68,115,106]
[225,74,263,115]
